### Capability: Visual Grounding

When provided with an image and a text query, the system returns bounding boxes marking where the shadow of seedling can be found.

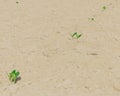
[16,76,21,83]
[8,70,21,83]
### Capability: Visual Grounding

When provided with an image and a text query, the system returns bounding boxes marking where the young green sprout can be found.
[88,18,95,21]
[16,1,19,4]
[72,32,82,39]
[8,70,20,83]
[103,6,106,10]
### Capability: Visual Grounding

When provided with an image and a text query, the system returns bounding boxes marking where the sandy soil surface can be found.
[0,0,120,96]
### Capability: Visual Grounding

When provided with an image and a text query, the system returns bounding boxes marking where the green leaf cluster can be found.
[8,70,20,83]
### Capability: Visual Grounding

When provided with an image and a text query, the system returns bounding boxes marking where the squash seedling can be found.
[8,70,20,83]
[72,32,82,39]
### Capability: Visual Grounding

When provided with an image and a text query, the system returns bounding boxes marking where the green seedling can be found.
[16,1,19,4]
[102,6,106,10]
[8,70,20,83]
[88,18,95,21]
[72,32,82,39]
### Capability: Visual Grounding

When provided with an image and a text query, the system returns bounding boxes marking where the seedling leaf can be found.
[77,34,82,38]
[15,72,20,77]
[12,70,16,74]
[72,32,77,37]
